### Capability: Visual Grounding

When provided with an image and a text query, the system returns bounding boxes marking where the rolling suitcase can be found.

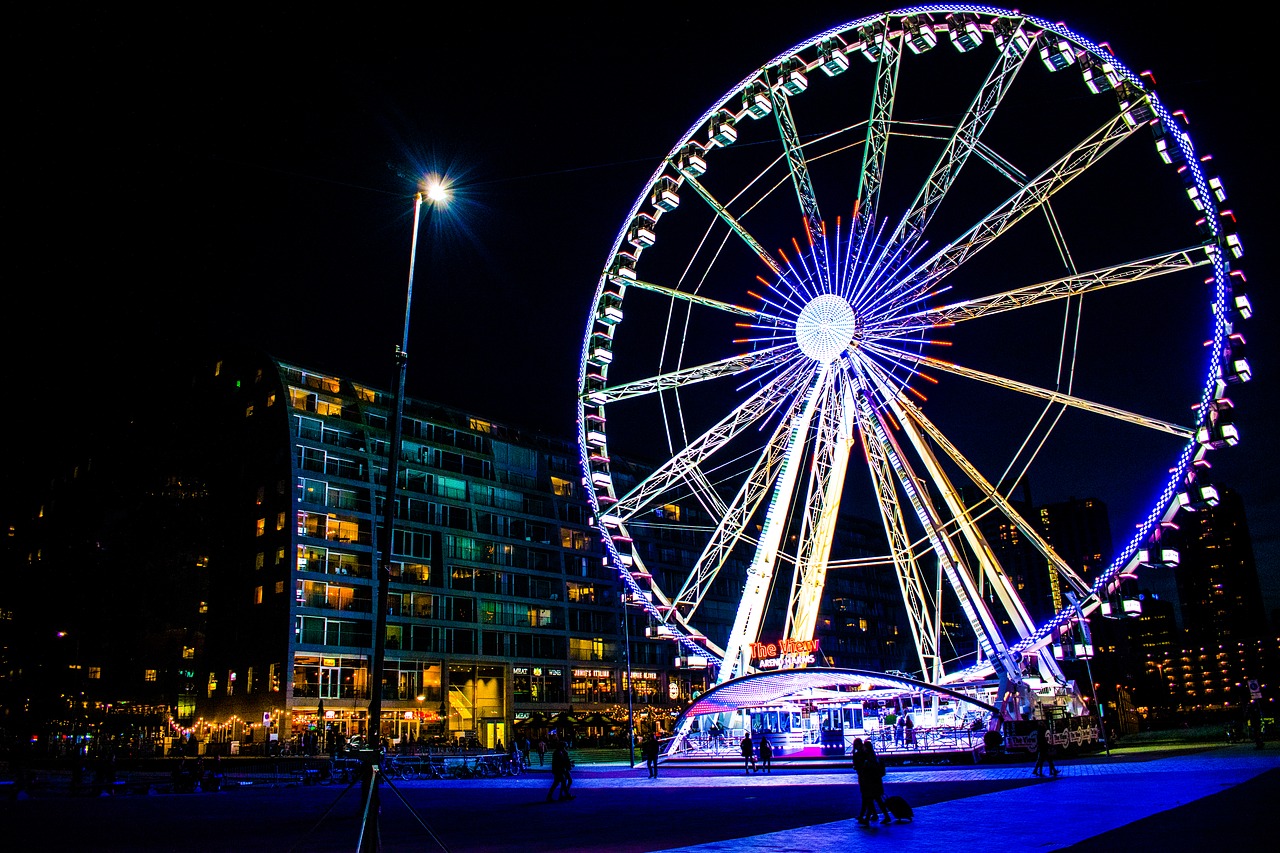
[884,794,914,822]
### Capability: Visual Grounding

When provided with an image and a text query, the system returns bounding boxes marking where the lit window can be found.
[550,477,573,497]
[274,581,284,594]
[145,669,157,682]
[183,646,194,660]
[276,512,287,531]
[245,404,255,418]
[256,486,265,505]
[88,667,101,680]
[255,552,265,570]
[254,586,264,604]
[469,418,491,434]
[267,392,276,407]
[276,547,286,565]
[256,518,266,537]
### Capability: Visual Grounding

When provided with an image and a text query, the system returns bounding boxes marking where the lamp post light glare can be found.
[363,176,450,853]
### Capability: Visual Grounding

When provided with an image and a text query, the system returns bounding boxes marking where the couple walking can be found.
[852,738,892,825]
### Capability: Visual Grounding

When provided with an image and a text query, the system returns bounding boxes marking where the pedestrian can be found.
[547,740,574,801]
[519,734,531,767]
[1032,720,1060,777]
[1248,701,1265,750]
[643,733,661,778]
[537,737,547,767]
[855,740,891,824]
[904,714,916,749]
[893,714,905,748]
[758,737,773,774]
[740,732,757,774]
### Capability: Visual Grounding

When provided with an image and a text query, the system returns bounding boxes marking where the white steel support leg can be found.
[787,374,857,641]
[719,367,828,682]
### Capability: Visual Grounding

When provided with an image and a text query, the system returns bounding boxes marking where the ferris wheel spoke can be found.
[871,248,1211,338]
[864,344,1194,438]
[853,29,903,248]
[850,379,942,682]
[768,84,829,279]
[878,373,1092,600]
[787,373,857,641]
[887,109,1142,309]
[607,360,810,522]
[852,366,1021,682]
[669,387,810,625]
[586,346,794,405]
[624,276,773,319]
[861,361,1070,682]
[678,172,784,277]
[874,28,1032,275]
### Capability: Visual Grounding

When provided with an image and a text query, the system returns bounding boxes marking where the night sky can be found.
[11,3,1276,617]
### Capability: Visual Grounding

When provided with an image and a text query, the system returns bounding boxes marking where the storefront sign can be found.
[750,638,819,670]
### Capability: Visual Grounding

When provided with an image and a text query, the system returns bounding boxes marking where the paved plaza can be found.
[3,743,1276,851]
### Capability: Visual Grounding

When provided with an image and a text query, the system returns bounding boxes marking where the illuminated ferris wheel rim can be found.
[575,5,1243,684]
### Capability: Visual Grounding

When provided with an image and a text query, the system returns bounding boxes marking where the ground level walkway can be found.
[638,744,1278,851]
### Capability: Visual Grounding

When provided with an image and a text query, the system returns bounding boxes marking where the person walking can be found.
[758,737,773,774]
[642,732,661,778]
[740,732,757,774]
[1032,720,1060,777]
[904,714,916,749]
[536,737,547,767]
[547,740,574,801]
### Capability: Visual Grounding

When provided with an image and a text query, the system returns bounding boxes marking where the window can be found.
[254,586,264,604]
[274,580,284,594]
[276,547,286,565]
[436,476,466,501]
[255,552,265,570]
[145,669,157,682]
[245,404,255,418]
[256,485,265,505]
[256,518,266,537]
[551,476,573,497]
[88,667,101,680]
[267,392,276,407]
[276,511,287,531]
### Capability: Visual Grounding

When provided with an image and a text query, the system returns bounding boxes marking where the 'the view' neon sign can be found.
[751,639,819,669]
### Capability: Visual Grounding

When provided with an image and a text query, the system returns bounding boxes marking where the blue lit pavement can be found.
[633,746,1280,852]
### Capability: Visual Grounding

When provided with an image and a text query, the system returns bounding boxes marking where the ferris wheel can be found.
[576,5,1247,693]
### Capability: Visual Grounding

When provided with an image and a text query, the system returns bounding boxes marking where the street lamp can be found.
[363,176,450,853]
[621,593,636,768]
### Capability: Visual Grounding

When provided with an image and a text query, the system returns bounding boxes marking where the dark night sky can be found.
[11,3,1277,616]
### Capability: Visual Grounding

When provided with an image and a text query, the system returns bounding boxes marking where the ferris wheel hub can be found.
[795,294,857,362]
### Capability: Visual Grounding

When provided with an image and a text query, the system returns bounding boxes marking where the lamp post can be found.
[363,178,449,853]
[621,592,636,768]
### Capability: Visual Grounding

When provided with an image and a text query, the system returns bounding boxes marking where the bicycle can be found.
[382,754,418,781]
